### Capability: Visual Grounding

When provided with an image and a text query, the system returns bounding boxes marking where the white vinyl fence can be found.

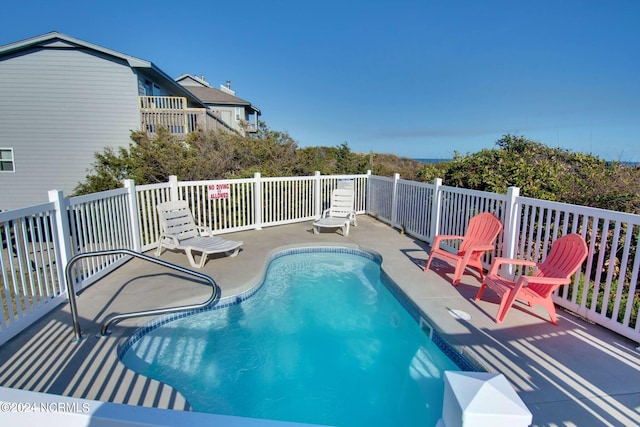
[512,196,640,339]
[369,175,640,343]
[0,187,136,345]
[0,201,63,346]
[134,173,369,251]
[1,172,639,346]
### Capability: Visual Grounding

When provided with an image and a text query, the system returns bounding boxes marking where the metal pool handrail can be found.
[64,248,220,341]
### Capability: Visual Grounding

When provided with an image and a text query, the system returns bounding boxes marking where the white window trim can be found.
[0,148,15,173]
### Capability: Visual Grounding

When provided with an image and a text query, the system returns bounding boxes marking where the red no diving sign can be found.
[208,183,230,199]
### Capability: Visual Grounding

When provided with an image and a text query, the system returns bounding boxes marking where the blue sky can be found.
[2,0,639,161]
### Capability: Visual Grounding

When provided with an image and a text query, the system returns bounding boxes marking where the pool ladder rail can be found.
[64,248,220,342]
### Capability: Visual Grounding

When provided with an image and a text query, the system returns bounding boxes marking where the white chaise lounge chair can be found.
[312,188,357,236]
[155,200,243,268]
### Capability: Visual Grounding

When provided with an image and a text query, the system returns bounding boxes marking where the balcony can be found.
[139,96,224,137]
[0,172,639,425]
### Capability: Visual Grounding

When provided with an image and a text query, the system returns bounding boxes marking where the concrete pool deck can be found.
[0,215,639,426]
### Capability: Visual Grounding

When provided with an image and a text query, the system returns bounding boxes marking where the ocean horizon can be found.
[414,158,452,164]
[414,158,638,167]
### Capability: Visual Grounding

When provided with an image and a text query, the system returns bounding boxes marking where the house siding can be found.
[0,47,141,210]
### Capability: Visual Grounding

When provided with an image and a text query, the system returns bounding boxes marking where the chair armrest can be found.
[470,244,496,252]
[432,235,464,248]
[487,257,537,276]
[158,233,180,246]
[521,275,571,287]
[197,225,214,237]
[318,209,330,219]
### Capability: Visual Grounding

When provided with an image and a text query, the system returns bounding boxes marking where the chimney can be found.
[220,81,236,95]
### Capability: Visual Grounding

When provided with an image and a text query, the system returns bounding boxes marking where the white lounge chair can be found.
[155,200,242,268]
[312,188,357,236]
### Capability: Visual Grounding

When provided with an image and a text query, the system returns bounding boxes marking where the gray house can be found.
[176,74,261,135]
[0,32,231,211]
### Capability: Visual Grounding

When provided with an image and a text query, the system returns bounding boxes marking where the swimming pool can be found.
[120,247,470,426]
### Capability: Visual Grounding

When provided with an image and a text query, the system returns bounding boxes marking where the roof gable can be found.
[0,31,211,109]
[175,74,212,88]
[0,31,149,68]
[41,40,76,48]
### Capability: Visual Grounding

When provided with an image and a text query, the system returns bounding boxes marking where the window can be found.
[144,80,153,96]
[0,148,14,172]
[143,80,161,96]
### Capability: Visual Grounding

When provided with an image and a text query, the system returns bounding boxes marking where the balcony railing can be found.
[1,172,639,348]
[138,96,224,137]
[246,122,258,133]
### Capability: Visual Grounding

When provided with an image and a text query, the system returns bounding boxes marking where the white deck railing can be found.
[1,172,639,346]
[135,173,370,250]
[0,201,64,346]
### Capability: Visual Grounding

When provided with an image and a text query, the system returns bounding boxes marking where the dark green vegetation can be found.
[77,128,640,215]
[417,134,640,215]
[76,124,365,194]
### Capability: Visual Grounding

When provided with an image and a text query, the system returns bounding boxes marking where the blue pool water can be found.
[121,248,464,426]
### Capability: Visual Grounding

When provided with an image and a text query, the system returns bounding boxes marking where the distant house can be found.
[176,74,261,135]
[0,32,232,211]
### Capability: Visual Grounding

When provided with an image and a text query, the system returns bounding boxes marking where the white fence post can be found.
[48,190,73,293]
[365,170,372,214]
[430,178,443,241]
[390,173,400,229]
[503,186,520,261]
[169,175,179,201]
[123,179,142,252]
[314,171,321,218]
[254,172,262,230]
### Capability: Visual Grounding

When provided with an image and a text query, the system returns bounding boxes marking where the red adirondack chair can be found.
[475,233,588,324]
[425,212,502,285]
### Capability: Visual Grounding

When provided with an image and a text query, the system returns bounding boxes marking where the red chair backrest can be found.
[459,212,503,253]
[530,233,588,296]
